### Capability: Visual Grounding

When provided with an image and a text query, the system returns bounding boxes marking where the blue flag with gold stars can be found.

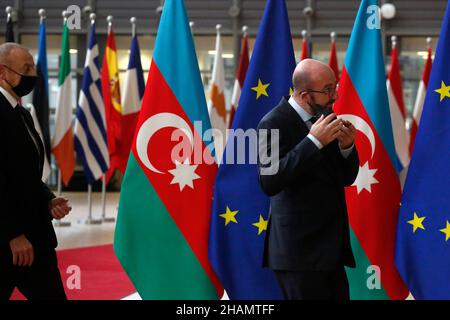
[395,1,450,300]
[208,0,295,299]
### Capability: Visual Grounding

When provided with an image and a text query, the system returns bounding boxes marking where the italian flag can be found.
[114,0,222,299]
[52,22,75,186]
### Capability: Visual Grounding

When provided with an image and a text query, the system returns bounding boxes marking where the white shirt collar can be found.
[0,86,18,108]
[288,96,313,123]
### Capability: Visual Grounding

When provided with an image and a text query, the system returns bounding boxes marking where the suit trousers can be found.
[0,247,66,300]
[274,267,350,300]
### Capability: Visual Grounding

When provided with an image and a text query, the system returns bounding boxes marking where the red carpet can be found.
[10,244,136,300]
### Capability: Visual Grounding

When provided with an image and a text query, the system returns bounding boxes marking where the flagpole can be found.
[131,17,137,38]
[54,169,71,227]
[5,6,14,41]
[391,35,397,50]
[330,31,336,43]
[99,15,116,223]
[50,10,72,228]
[79,13,103,226]
[101,174,114,222]
[5,6,12,21]
[189,21,194,35]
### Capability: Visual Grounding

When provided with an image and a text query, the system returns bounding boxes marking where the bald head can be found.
[292,59,336,93]
[0,42,32,66]
[0,42,36,99]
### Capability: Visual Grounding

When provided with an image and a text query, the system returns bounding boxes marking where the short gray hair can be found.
[0,42,30,65]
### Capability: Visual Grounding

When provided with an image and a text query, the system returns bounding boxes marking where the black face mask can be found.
[3,65,37,97]
[308,96,335,119]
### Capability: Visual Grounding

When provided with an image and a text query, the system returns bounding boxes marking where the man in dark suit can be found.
[257,59,360,300]
[0,43,72,300]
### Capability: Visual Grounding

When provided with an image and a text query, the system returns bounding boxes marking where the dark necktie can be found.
[309,115,319,125]
[16,104,42,170]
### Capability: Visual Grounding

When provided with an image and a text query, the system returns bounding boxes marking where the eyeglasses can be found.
[304,84,339,97]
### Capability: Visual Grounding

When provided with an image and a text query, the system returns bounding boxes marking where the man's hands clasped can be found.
[309,113,357,149]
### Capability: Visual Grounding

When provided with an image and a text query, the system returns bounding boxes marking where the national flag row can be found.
[5,1,445,300]
[5,7,365,186]
[4,11,144,186]
[114,0,448,301]
[5,8,432,188]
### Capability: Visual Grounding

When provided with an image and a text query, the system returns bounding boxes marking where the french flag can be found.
[120,34,145,173]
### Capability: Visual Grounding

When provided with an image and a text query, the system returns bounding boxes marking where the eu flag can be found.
[395,1,450,299]
[208,0,295,299]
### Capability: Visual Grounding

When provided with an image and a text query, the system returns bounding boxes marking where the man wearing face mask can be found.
[257,59,360,300]
[0,43,72,300]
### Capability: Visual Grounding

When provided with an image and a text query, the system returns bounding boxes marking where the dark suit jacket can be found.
[0,91,57,252]
[257,97,359,271]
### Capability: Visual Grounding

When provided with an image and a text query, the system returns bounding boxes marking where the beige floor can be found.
[53,192,119,250]
[51,192,409,300]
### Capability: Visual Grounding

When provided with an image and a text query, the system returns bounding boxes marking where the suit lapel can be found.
[23,108,45,175]
[279,97,341,184]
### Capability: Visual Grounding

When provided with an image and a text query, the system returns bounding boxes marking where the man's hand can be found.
[337,119,357,149]
[49,197,72,220]
[9,234,34,267]
[309,113,343,146]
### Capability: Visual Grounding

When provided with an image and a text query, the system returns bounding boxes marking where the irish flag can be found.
[333,0,408,299]
[114,0,222,299]
[52,22,75,186]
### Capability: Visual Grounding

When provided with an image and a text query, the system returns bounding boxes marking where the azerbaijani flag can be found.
[333,0,409,299]
[114,0,222,299]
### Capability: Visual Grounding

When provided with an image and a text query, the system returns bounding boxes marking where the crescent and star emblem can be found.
[339,114,379,194]
[135,113,200,191]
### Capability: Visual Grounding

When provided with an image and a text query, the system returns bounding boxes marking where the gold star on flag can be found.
[252,215,268,235]
[289,87,293,96]
[220,206,238,226]
[251,79,270,99]
[435,81,450,102]
[407,212,426,233]
[440,221,450,241]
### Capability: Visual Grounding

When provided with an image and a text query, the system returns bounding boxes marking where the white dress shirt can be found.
[288,96,353,158]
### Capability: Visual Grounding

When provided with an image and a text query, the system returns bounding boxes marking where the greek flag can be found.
[74,22,109,184]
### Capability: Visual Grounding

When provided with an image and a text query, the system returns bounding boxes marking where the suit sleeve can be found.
[23,108,56,213]
[0,120,25,243]
[257,118,321,196]
[41,181,56,216]
[338,145,360,186]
